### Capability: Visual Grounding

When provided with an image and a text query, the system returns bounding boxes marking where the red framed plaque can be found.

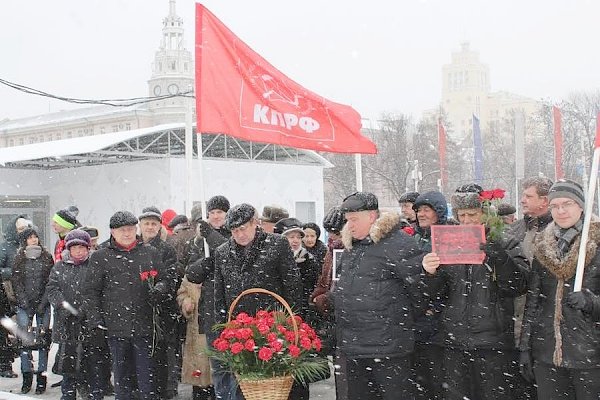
[430,225,486,264]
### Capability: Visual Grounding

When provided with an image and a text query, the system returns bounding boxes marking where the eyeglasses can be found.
[549,200,579,212]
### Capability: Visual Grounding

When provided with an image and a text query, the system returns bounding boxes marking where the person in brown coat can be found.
[177,277,213,400]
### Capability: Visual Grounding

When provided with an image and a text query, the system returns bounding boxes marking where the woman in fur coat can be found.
[177,277,214,400]
[520,179,600,399]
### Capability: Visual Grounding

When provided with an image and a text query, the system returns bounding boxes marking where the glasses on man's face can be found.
[549,200,578,212]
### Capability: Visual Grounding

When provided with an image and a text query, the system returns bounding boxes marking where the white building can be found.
[0,1,330,246]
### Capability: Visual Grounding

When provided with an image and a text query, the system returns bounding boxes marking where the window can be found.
[8,139,14,147]
[19,138,24,146]
[295,201,316,224]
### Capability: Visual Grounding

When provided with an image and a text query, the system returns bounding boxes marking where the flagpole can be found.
[574,113,600,292]
[185,93,194,215]
[355,154,363,191]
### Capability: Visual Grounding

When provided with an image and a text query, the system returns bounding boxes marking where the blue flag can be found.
[473,115,483,184]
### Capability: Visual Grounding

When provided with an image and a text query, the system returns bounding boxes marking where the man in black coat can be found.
[84,211,173,400]
[422,190,526,400]
[333,192,425,400]
[212,203,304,400]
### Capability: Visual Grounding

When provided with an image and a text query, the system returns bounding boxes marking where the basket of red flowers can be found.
[210,288,329,400]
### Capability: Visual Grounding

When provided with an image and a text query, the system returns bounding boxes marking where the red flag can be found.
[595,112,600,149]
[553,106,564,180]
[195,4,376,154]
[438,118,448,192]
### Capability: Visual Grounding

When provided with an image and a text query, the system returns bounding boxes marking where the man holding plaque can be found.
[422,188,525,400]
[333,192,424,400]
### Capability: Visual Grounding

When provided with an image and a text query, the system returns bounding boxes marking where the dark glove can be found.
[197,220,213,238]
[566,289,595,314]
[519,351,535,383]
[313,294,332,316]
[148,284,166,306]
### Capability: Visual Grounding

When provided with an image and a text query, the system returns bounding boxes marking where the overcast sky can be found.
[1,0,598,123]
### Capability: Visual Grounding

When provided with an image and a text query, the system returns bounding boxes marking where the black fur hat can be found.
[225,204,256,230]
[109,211,138,229]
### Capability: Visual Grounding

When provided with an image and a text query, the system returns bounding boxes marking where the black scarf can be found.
[554,217,584,257]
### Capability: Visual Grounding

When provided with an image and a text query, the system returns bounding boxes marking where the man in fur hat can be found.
[422,189,526,399]
[333,192,425,399]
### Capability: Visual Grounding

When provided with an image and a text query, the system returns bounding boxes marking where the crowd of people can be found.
[0,176,599,400]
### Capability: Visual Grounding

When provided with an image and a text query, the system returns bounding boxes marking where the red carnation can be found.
[267,332,278,343]
[288,344,301,358]
[231,342,244,355]
[313,337,322,352]
[221,329,236,340]
[256,310,271,319]
[235,312,254,325]
[258,347,274,362]
[149,269,158,278]
[300,337,312,350]
[140,271,149,281]
[492,189,505,199]
[479,191,494,201]
[244,339,255,352]
[213,338,229,352]
[257,323,270,335]
[191,370,202,378]
[402,226,416,236]
[284,331,296,343]
[269,340,283,352]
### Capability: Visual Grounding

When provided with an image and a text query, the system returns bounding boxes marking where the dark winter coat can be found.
[84,238,171,338]
[0,214,27,280]
[185,227,229,334]
[146,235,180,332]
[11,246,54,313]
[46,255,94,343]
[213,229,305,325]
[520,221,600,369]
[305,240,327,268]
[425,235,526,350]
[293,247,321,325]
[333,212,425,359]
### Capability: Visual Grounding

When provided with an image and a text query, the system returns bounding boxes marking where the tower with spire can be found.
[147,0,194,117]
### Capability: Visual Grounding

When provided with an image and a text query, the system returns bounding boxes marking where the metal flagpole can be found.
[355,154,363,191]
[574,114,600,292]
[185,94,194,215]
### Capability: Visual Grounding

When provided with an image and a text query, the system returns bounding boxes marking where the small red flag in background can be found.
[195,4,377,154]
[595,112,600,149]
[553,106,564,180]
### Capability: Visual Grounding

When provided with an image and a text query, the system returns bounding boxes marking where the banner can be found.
[473,115,484,184]
[195,4,377,154]
[553,106,564,179]
[438,118,448,192]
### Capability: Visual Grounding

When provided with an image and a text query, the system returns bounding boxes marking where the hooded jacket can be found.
[333,212,425,358]
[520,221,600,368]
[413,191,450,252]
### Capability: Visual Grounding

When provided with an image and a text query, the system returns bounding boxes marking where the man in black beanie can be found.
[211,203,304,399]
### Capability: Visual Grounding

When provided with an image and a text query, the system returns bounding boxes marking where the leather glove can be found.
[566,289,595,314]
[196,220,213,238]
[148,286,164,306]
[310,286,328,304]
[313,294,331,315]
[519,351,535,383]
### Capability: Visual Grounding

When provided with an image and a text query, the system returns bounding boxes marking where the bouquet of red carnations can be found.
[209,288,329,400]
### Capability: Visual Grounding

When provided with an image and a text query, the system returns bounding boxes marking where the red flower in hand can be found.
[479,191,494,201]
[492,189,505,199]
[258,347,274,362]
[149,270,158,278]
[140,271,149,281]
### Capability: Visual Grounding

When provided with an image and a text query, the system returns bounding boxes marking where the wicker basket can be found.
[228,288,298,400]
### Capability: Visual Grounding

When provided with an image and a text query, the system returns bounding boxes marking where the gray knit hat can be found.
[138,206,162,222]
[548,179,585,209]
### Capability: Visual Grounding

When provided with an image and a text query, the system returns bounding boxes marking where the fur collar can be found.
[342,212,401,250]
[534,220,600,280]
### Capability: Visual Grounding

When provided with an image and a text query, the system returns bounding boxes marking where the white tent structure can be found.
[0,124,331,246]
